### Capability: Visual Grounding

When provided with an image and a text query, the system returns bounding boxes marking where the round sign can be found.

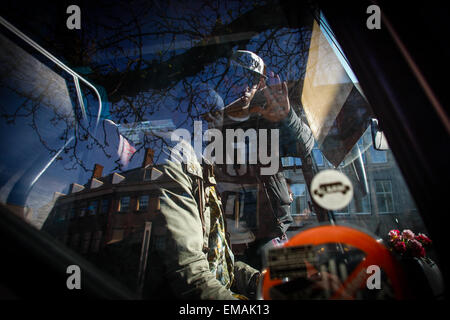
[310,169,353,210]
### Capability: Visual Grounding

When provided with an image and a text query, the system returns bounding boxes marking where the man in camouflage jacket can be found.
[142,51,314,299]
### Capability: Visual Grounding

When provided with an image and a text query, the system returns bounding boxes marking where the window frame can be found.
[375,180,395,214]
[100,198,110,214]
[88,200,99,216]
[137,194,149,212]
[118,196,131,213]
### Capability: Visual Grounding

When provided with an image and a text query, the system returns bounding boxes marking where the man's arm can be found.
[155,159,238,300]
[279,106,315,157]
[253,81,314,157]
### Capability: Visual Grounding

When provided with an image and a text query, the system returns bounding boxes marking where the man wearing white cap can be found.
[208,50,315,266]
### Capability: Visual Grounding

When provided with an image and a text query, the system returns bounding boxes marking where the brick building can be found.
[42,149,166,291]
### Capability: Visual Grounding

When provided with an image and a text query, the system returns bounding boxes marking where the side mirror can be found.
[371,118,389,150]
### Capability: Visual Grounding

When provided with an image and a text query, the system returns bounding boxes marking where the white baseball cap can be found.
[230,50,267,78]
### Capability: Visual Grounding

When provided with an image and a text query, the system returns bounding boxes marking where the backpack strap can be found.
[196,176,208,253]
[184,160,209,253]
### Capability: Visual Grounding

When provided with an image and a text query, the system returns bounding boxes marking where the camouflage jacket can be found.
[143,158,259,300]
[142,107,313,299]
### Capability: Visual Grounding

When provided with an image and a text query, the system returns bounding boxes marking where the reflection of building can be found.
[281,136,423,240]
[42,148,164,291]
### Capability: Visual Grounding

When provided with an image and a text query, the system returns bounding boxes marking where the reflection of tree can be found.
[0,32,76,160]
[88,1,313,101]
[2,0,316,173]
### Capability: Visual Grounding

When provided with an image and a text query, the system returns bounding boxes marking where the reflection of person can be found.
[209,50,315,269]
[142,50,314,299]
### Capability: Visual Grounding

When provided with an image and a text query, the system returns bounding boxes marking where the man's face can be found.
[241,78,261,107]
[227,66,263,107]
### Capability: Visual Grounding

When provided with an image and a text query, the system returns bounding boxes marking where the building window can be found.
[352,194,371,214]
[375,180,394,213]
[119,196,130,212]
[282,157,301,167]
[79,206,87,218]
[138,195,149,211]
[88,200,99,216]
[101,199,110,214]
[290,184,308,215]
[281,157,291,167]
[336,195,371,214]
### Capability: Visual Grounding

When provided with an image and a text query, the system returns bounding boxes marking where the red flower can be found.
[402,229,415,240]
[394,240,407,254]
[408,239,426,258]
[388,229,432,258]
[415,233,432,246]
[388,229,401,242]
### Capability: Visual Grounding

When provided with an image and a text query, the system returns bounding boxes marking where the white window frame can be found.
[375,180,395,213]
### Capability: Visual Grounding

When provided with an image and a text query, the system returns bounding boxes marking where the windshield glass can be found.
[0,0,439,300]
